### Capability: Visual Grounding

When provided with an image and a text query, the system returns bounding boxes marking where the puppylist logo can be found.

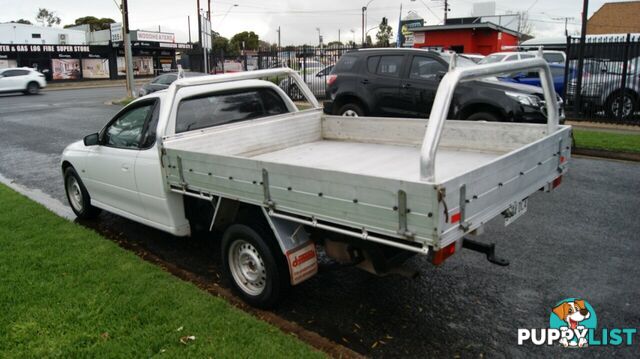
[518,298,637,348]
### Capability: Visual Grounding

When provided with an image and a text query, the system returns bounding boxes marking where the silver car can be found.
[279,65,334,100]
[567,57,639,119]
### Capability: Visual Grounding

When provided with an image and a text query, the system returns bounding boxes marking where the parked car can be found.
[499,63,572,97]
[60,66,569,308]
[279,64,334,99]
[566,56,640,119]
[0,67,46,95]
[478,52,537,64]
[138,71,206,96]
[324,48,563,123]
[460,53,485,63]
[525,50,566,64]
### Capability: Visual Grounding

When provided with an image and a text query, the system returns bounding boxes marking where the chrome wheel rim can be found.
[66,177,83,212]
[342,109,359,117]
[228,240,266,296]
[612,96,633,118]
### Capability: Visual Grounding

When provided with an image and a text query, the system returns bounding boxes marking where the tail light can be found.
[552,175,563,189]
[431,241,456,266]
[326,74,337,86]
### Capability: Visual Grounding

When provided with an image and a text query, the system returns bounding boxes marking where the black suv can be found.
[324,48,563,123]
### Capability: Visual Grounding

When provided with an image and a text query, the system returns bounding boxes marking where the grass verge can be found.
[0,184,322,358]
[111,97,135,106]
[573,129,640,153]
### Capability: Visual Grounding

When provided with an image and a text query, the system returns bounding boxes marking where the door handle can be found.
[361,79,369,85]
[121,164,130,172]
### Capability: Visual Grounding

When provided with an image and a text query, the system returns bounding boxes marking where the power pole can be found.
[575,0,589,114]
[277,26,281,49]
[444,0,450,23]
[338,29,341,43]
[187,16,191,43]
[122,0,135,98]
[361,7,365,45]
[197,0,201,45]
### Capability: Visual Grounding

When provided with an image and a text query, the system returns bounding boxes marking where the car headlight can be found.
[505,91,541,107]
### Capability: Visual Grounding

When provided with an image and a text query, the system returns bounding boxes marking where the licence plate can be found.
[504,199,528,226]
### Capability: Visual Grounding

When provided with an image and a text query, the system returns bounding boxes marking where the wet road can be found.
[1,88,640,358]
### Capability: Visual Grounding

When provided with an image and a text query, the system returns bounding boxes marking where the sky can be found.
[0,0,628,45]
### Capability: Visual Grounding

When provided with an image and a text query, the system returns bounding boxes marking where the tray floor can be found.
[250,140,502,182]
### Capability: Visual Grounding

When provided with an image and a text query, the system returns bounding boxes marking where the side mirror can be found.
[83,133,100,146]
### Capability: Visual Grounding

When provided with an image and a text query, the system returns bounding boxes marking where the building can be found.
[587,1,640,35]
[410,20,521,55]
[0,22,192,80]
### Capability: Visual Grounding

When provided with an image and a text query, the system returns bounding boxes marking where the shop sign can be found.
[0,44,90,53]
[133,31,175,43]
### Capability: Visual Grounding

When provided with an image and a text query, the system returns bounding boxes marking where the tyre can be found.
[465,111,501,122]
[221,223,290,308]
[25,82,40,95]
[336,103,364,117]
[64,167,101,219]
[606,92,637,120]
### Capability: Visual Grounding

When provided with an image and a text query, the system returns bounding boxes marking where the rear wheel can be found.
[25,82,40,95]
[221,223,290,308]
[465,111,501,122]
[64,167,101,219]
[337,103,364,117]
[606,92,637,120]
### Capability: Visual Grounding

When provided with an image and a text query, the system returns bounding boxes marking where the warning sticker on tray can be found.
[286,241,318,285]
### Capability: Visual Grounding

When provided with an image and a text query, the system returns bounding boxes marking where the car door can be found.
[366,55,406,116]
[400,55,448,117]
[83,100,157,217]
[0,70,24,91]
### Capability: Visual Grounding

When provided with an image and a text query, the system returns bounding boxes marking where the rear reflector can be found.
[431,242,456,266]
[552,175,563,189]
[326,74,337,86]
[450,212,461,224]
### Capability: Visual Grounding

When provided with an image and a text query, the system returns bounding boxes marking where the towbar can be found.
[419,57,559,182]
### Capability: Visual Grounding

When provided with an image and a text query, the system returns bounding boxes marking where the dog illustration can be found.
[552,299,591,347]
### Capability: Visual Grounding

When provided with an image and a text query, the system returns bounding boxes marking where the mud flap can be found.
[261,208,318,285]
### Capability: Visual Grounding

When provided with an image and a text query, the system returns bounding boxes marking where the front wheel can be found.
[464,111,502,122]
[221,224,290,308]
[336,103,364,117]
[25,82,40,95]
[64,167,101,219]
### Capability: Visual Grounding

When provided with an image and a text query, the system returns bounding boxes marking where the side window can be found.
[367,56,380,73]
[176,88,289,133]
[551,67,565,77]
[160,74,177,85]
[261,89,288,116]
[376,56,403,77]
[2,70,19,77]
[544,53,565,63]
[409,56,446,80]
[520,53,535,59]
[334,55,358,72]
[505,55,517,62]
[104,103,154,149]
[152,75,165,84]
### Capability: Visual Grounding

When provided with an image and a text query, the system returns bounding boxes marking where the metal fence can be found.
[564,34,640,124]
[208,44,361,100]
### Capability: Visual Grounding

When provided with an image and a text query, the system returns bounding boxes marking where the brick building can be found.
[587,1,640,34]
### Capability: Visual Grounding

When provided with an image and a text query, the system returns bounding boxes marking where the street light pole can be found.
[362,0,375,45]
[121,0,135,98]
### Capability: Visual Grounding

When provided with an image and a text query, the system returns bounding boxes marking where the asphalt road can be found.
[1,87,639,358]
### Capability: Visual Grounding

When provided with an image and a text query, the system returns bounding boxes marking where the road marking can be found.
[0,172,75,220]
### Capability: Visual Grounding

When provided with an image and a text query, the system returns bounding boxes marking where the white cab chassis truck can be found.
[62,56,571,308]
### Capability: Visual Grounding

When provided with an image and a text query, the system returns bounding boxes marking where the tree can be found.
[507,11,533,38]
[327,41,343,47]
[64,16,115,31]
[375,17,393,47]
[346,40,357,47]
[229,31,259,53]
[35,8,61,27]
[11,19,32,25]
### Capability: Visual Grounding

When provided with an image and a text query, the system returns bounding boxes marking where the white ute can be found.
[62,56,571,308]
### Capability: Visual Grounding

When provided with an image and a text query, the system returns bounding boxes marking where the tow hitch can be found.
[462,238,510,266]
